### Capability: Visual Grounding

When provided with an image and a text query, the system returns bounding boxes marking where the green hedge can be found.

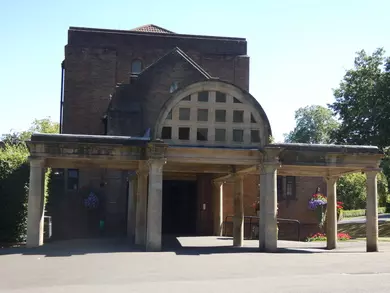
[0,144,51,244]
[0,144,29,243]
[342,207,387,218]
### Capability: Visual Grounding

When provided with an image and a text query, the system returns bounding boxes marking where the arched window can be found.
[131,59,143,74]
[158,90,264,147]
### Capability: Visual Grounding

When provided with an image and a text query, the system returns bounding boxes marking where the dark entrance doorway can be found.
[162,180,197,236]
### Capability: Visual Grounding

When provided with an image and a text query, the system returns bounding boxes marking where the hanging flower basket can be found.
[83,192,100,210]
[308,192,327,228]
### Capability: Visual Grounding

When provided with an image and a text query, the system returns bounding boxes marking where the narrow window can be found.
[161,127,172,139]
[233,97,242,103]
[178,127,190,140]
[216,91,226,103]
[215,129,226,142]
[166,110,172,120]
[179,108,190,120]
[198,91,209,102]
[233,110,244,123]
[286,176,296,199]
[67,169,79,190]
[233,129,244,142]
[215,109,226,122]
[182,95,191,101]
[197,128,208,141]
[197,109,208,121]
[251,113,257,123]
[251,130,261,143]
[131,59,143,74]
[277,176,284,201]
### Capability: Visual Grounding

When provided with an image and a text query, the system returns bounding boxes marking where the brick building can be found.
[54,24,327,241]
[26,24,381,252]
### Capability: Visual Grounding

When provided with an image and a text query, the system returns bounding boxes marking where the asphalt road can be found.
[339,213,390,224]
[1,237,390,293]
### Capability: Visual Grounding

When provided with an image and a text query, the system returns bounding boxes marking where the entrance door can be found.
[162,180,197,236]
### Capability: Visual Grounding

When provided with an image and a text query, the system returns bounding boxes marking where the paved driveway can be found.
[339,213,390,224]
[1,237,390,293]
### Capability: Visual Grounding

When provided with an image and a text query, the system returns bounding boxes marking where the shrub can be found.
[338,172,389,210]
[0,143,51,244]
[306,232,351,242]
[341,207,387,218]
[0,144,29,243]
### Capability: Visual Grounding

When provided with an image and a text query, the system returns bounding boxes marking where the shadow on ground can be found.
[0,236,369,257]
[338,221,390,238]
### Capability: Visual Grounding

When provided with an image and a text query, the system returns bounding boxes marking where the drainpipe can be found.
[59,61,65,134]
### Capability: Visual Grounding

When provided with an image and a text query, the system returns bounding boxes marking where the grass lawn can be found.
[338,221,390,238]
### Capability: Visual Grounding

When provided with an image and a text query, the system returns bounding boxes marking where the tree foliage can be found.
[1,117,59,145]
[0,117,57,244]
[284,105,339,144]
[337,172,389,210]
[329,48,390,149]
[0,144,29,243]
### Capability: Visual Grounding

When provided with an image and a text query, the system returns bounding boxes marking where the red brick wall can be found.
[63,46,117,134]
[63,28,249,135]
[221,175,327,239]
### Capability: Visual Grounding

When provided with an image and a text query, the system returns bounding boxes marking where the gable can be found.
[130,24,175,34]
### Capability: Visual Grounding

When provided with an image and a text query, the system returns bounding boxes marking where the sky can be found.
[0,0,389,142]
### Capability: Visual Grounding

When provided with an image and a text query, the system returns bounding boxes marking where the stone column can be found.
[146,159,166,252]
[126,172,137,243]
[326,176,338,250]
[366,170,379,252]
[26,158,45,248]
[233,174,244,247]
[212,181,224,236]
[135,164,148,246]
[259,163,278,252]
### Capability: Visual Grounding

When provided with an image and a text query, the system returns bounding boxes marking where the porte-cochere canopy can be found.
[154,80,272,148]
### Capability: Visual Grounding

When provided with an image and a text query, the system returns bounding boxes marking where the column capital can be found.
[232,172,245,180]
[136,161,149,177]
[261,147,282,164]
[147,158,167,168]
[212,180,224,187]
[28,157,45,168]
[325,175,339,182]
[365,168,381,175]
[260,162,279,174]
[146,140,168,160]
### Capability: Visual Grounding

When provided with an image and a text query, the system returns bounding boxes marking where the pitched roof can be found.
[139,47,212,79]
[131,24,175,34]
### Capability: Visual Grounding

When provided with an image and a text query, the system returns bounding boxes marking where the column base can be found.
[367,245,378,252]
[259,247,278,253]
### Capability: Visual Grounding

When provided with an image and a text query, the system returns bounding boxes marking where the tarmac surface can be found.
[339,213,390,224]
[1,236,390,293]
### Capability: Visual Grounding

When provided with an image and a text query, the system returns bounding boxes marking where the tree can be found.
[0,117,57,243]
[337,172,389,210]
[329,48,390,199]
[329,48,390,149]
[1,117,59,145]
[284,105,339,144]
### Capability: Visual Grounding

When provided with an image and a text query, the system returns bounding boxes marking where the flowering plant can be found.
[252,200,260,212]
[83,192,99,209]
[337,201,344,212]
[306,232,351,242]
[308,192,327,210]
